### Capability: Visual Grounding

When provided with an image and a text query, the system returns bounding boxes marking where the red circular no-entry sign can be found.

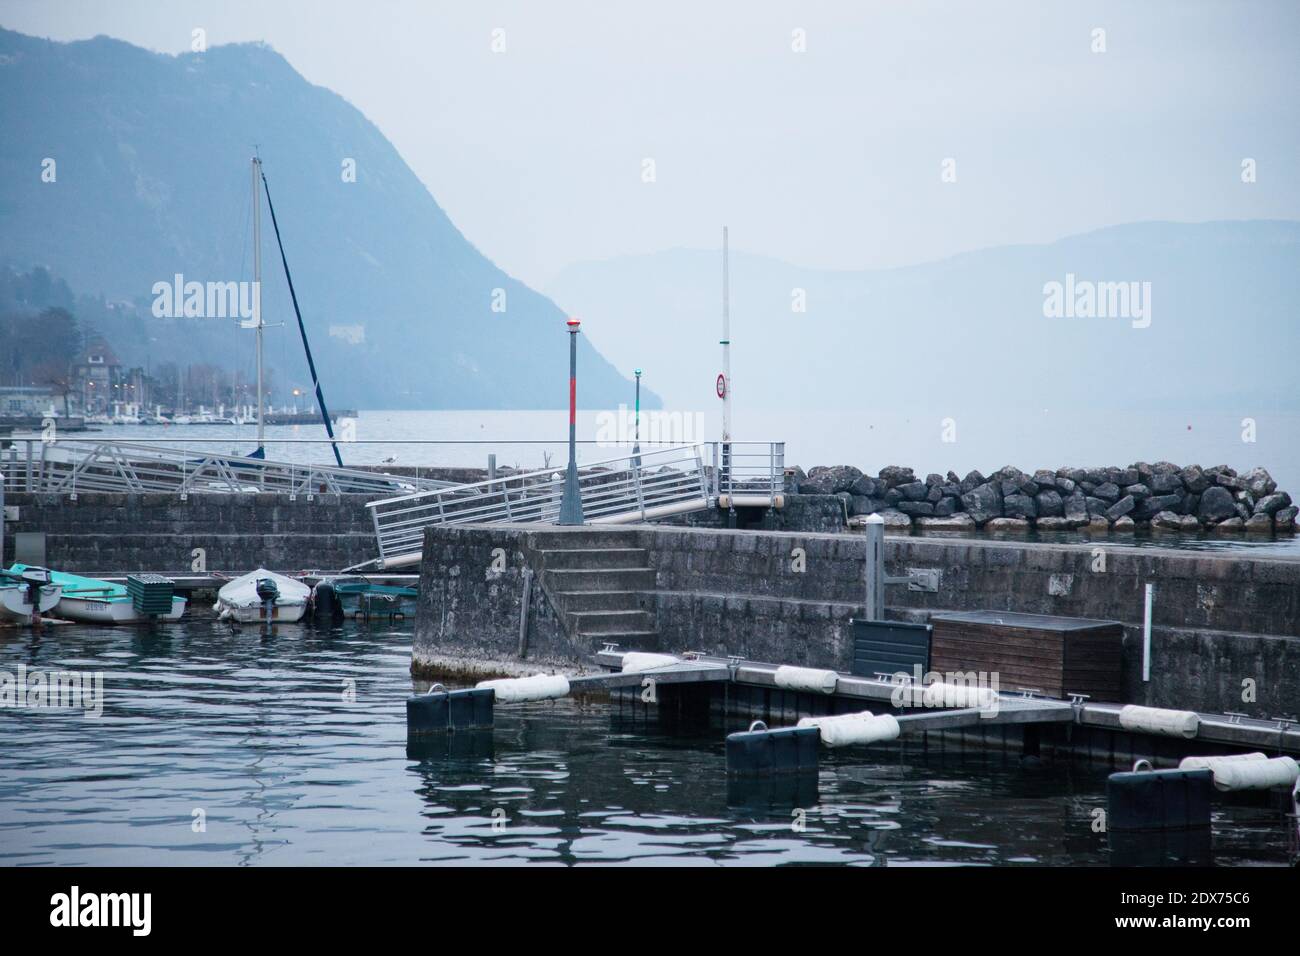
[716,374,727,399]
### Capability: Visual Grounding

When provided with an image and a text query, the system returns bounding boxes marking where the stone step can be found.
[544,568,656,593]
[568,609,656,634]
[549,589,646,613]
[530,529,641,550]
[578,630,661,651]
[537,547,650,570]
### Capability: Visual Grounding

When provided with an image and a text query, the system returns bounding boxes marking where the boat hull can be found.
[55,594,187,625]
[0,585,63,625]
[215,568,312,625]
[216,601,308,624]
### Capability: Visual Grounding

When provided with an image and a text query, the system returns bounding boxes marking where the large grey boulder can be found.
[849,475,880,498]
[1216,472,1247,491]
[1253,491,1292,516]
[826,465,864,494]
[1093,481,1121,501]
[1035,489,1064,517]
[1211,516,1245,534]
[959,470,986,493]
[849,495,887,516]
[897,480,928,502]
[933,496,960,517]
[877,466,915,487]
[1179,465,1210,493]
[1112,467,1139,486]
[1197,485,1237,522]
[1151,511,1182,531]
[1135,493,1184,521]
[1124,483,1152,500]
[1275,505,1298,531]
[1003,493,1038,520]
[1064,493,1089,522]
[1149,472,1185,495]
[960,482,1003,524]
[1106,495,1136,521]
[1245,514,1273,534]
[1243,467,1277,497]
[897,500,935,517]
[799,467,837,495]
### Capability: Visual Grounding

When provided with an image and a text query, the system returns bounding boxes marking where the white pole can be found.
[1142,582,1154,683]
[721,226,731,445]
[252,155,264,453]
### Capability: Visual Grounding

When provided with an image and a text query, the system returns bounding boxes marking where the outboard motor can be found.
[311,580,343,623]
[255,577,279,621]
[20,567,51,632]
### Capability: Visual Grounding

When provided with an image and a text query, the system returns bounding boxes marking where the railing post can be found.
[370,503,387,563]
[25,439,34,491]
[769,442,777,506]
[632,453,646,520]
[711,442,719,499]
[694,445,709,505]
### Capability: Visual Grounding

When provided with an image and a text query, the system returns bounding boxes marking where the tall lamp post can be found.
[558,317,585,525]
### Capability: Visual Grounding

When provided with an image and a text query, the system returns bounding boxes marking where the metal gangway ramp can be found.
[0,438,453,498]
[365,441,784,569]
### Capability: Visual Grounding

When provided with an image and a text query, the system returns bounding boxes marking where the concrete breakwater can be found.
[790,462,1297,535]
[412,523,1300,715]
[4,492,378,571]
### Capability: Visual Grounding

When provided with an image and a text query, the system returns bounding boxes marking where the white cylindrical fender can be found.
[797,711,900,748]
[1118,704,1200,738]
[1205,756,1299,792]
[620,652,680,673]
[921,681,997,710]
[774,665,838,695]
[1179,752,1268,771]
[475,673,570,703]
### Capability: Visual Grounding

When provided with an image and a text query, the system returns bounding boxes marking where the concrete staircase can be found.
[536,530,659,649]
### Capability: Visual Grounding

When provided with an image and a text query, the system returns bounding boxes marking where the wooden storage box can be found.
[930,610,1124,701]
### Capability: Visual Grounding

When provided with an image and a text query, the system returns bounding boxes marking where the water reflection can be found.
[0,616,1291,866]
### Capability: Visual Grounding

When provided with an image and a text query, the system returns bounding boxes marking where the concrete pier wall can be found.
[413,523,1300,715]
[4,492,377,571]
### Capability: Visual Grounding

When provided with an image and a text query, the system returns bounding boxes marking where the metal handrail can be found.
[0,438,451,497]
[365,440,784,567]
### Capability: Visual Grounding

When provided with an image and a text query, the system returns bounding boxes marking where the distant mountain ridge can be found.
[0,26,656,410]
[547,220,1300,413]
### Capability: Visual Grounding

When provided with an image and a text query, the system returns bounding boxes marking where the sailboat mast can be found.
[252,154,265,453]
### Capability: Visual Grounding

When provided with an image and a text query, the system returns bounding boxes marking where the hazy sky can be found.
[3,0,1298,290]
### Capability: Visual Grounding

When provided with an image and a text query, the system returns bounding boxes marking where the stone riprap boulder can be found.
[800,463,1295,535]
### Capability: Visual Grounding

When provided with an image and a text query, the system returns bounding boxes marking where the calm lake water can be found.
[0,617,1292,867]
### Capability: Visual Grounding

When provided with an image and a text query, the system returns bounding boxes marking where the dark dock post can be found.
[407,685,495,734]
[725,720,819,777]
